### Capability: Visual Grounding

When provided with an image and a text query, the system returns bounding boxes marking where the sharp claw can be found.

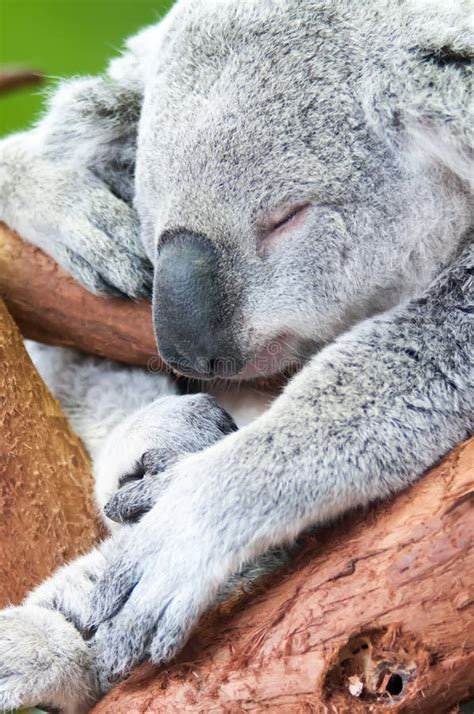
[103,497,138,524]
[104,484,152,524]
[102,498,126,523]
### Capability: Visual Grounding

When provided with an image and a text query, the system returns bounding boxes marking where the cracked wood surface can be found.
[93,439,474,713]
[0,299,101,606]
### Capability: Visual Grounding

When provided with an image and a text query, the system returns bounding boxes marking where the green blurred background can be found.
[0,0,173,136]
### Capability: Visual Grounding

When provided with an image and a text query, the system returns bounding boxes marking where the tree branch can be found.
[0,67,43,94]
[93,439,474,713]
[0,222,162,368]
[0,299,101,606]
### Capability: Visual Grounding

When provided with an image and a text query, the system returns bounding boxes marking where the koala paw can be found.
[43,169,153,298]
[88,439,244,683]
[1,138,152,298]
[0,605,98,714]
[96,393,237,524]
[89,425,294,683]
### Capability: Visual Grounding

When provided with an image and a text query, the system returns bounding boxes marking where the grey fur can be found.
[103,393,237,523]
[0,0,472,710]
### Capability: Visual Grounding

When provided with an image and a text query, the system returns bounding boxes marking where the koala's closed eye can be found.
[259,204,310,249]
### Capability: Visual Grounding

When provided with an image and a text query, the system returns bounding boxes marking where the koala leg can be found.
[0,543,116,714]
[0,605,96,714]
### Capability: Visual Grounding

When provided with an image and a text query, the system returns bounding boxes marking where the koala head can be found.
[134,0,471,379]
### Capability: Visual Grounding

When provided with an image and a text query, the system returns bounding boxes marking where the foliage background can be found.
[0,0,173,135]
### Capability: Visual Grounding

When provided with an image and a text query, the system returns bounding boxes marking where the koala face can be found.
[135,0,468,379]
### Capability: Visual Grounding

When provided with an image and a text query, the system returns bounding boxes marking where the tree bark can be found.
[0,222,161,368]
[0,299,101,606]
[93,438,474,714]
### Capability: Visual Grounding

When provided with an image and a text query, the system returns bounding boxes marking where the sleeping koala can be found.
[0,0,472,710]
[0,343,282,712]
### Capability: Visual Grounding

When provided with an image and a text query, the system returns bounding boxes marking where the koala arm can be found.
[89,242,472,678]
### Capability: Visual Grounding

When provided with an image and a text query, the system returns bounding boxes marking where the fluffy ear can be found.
[362,1,473,185]
[403,1,473,185]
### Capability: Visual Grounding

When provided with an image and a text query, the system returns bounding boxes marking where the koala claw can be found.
[94,583,196,687]
[103,468,170,523]
[90,518,205,683]
[63,246,153,299]
[52,201,153,300]
[98,393,237,524]
[1,140,153,299]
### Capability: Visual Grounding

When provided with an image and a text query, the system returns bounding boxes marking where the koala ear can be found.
[362,2,472,186]
[411,0,473,66]
[401,2,473,185]
[417,42,472,70]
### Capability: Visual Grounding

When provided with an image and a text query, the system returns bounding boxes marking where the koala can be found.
[0,0,472,711]
[1,343,282,712]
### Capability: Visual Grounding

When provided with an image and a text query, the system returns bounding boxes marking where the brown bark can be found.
[93,439,474,714]
[0,299,101,606]
[0,68,43,94]
[0,222,162,369]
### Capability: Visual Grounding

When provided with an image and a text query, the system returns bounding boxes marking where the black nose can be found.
[153,233,242,377]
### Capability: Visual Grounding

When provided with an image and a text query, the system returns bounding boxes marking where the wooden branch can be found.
[0,68,43,94]
[0,299,101,606]
[93,439,474,713]
[0,222,162,368]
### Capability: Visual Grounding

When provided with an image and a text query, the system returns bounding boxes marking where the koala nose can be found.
[153,233,241,377]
